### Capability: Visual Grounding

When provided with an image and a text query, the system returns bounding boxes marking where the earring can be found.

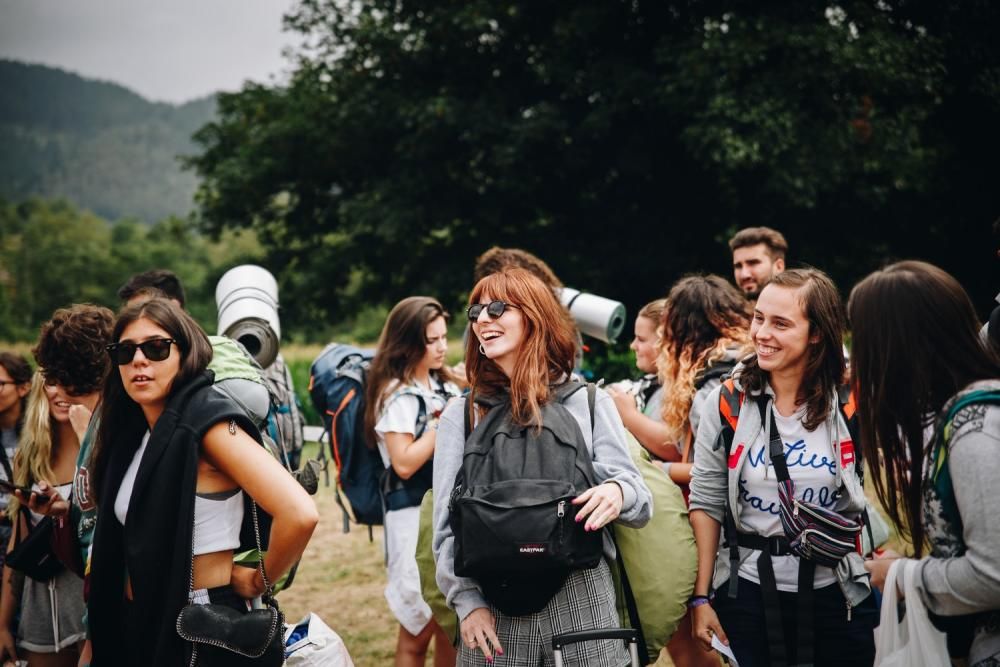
[479,343,486,355]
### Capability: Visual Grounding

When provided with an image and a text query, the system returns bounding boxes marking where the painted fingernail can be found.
[575,515,582,522]
[497,648,504,656]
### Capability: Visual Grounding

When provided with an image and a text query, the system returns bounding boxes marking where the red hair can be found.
[465,269,577,427]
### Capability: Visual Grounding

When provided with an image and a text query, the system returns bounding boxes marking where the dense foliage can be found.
[188,0,999,332]
[0,60,215,223]
[0,198,263,340]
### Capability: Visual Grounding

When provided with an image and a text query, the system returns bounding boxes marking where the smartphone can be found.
[0,479,50,504]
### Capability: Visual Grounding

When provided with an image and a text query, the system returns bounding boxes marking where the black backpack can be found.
[449,381,604,615]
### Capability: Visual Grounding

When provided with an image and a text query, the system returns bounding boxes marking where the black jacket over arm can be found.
[88,371,262,666]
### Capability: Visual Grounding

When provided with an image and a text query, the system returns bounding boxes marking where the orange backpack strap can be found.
[718,378,743,455]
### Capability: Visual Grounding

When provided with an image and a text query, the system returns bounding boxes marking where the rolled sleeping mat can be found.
[216,264,281,368]
[558,287,627,344]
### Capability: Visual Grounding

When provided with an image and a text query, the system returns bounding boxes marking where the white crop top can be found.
[115,430,245,555]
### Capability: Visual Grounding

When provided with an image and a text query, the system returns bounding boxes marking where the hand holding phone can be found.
[0,480,50,505]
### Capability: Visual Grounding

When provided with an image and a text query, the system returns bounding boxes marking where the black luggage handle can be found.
[552,628,637,650]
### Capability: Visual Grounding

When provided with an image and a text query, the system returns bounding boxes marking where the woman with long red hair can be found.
[432,269,651,666]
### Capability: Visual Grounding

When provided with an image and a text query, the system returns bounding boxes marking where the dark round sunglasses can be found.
[466,300,519,322]
[106,338,176,365]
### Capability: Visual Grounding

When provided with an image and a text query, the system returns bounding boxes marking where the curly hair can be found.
[32,304,115,395]
[657,276,751,441]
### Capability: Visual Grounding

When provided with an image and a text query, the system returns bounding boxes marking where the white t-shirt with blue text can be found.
[736,404,839,591]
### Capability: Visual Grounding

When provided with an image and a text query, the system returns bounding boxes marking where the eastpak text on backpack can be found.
[449,382,604,616]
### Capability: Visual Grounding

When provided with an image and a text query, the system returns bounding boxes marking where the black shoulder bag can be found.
[6,506,63,581]
[175,500,284,666]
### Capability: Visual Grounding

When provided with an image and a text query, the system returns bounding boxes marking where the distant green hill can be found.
[0,59,215,222]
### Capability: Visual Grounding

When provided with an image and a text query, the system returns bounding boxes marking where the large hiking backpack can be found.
[449,381,604,615]
[262,353,306,471]
[309,343,380,530]
[309,343,450,534]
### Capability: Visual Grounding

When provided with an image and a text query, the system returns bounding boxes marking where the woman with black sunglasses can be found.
[433,269,651,665]
[85,297,318,667]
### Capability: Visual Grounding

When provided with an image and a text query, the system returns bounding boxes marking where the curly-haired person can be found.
[0,304,114,667]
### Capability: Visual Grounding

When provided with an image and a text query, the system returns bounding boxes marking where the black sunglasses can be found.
[106,338,176,365]
[466,301,519,322]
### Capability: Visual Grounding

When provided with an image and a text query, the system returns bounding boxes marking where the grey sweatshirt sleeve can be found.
[687,384,728,524]
[914,408,1000,616]
[432,398,489,621]
[587,389,652,528]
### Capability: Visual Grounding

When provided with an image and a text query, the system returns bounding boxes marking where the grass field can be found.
[278,441,401,665]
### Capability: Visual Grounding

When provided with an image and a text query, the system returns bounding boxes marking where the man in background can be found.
[728,226,788,300]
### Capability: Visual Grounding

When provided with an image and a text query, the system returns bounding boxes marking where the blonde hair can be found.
[8,374,58,519]
[637,299,667,326]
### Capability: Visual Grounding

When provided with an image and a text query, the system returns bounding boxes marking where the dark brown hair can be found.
[466,269,577,427]
[849,261,1000,555]
[0,352,32,386]
[32,304,115,395]
[728,226,789,261]
[0,352,32,428]
[737,268,846,430]
[117,269,186,306]
[363,297,458,447]
[472,247,563,289]
[92,298,213,501]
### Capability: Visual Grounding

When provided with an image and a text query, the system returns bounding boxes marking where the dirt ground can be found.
[278,443,400,665]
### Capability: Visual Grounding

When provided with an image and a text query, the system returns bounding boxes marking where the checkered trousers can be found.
[458,559,629,667]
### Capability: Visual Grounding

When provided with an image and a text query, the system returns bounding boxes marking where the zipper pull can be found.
[557,501,566,518]
[846,599,852,622]
[793,500,800,519]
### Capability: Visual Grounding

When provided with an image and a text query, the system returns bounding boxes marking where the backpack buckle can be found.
[765,535,790,556]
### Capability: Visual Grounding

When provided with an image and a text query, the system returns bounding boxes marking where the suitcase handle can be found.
[551,628,637,650]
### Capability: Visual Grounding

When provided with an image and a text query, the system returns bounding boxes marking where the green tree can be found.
[187,1,1000,330]
[0,198,265,341]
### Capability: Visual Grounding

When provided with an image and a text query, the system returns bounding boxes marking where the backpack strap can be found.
[717,378,743,599]
[586,382,596,432]
[611,530,650,665]
[718,378,742,455]
[694,358,736,391]
[930,390,1000,536]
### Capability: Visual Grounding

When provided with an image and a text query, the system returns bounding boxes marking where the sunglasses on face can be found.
[466,300,519,322]
[106,338,176,365]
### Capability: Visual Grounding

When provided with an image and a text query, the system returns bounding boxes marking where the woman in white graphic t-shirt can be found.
[687,268,876,667]
[362,297,461,667]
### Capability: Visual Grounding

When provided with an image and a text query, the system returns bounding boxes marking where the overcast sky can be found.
[0,0,300,104]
